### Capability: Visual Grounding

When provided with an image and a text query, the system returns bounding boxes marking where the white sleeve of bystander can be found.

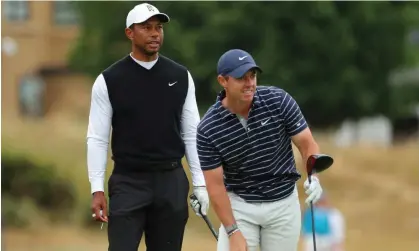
[330,209,346,245]
[181,71,206,187]
[86,74,113,194]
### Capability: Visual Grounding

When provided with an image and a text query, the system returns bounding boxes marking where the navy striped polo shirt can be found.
[197,86,308,202]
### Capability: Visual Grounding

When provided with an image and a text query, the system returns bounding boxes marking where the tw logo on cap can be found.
[146,4,156,12]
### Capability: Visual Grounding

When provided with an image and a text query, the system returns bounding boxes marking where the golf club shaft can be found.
[308,176,317,251]
[189,194,219,240]
[310,201,317,251]
[203,215,218,240]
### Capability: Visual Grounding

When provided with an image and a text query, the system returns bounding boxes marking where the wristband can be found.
[228,228,240,237]
[225,223,239,236]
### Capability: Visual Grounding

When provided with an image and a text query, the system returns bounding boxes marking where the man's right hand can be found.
[229,230,248,251]
[91,191,108,222]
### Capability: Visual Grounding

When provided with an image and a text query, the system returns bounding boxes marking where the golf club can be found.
[306,154,334,251]
[189,194,218,240]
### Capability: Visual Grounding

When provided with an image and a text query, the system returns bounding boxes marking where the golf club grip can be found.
[203,215,218,240]
[190,194,205,216]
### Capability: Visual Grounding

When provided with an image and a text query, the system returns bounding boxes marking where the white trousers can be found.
[217,186,301,251]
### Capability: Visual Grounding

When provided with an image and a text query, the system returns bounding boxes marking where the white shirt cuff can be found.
[90,179,105,194]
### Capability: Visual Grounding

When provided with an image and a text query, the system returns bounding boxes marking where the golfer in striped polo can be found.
[196,49,324,251]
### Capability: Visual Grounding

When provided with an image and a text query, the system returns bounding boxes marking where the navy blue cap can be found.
[217,49,262,78]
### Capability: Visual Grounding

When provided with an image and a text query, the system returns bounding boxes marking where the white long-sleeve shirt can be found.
[86,54,206,194]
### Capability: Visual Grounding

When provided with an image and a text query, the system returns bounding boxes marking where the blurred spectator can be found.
[301,193,345,251]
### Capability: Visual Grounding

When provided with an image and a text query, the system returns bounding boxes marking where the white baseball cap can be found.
[126,3,170,28]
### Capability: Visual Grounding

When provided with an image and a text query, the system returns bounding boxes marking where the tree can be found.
[69,1,419,127]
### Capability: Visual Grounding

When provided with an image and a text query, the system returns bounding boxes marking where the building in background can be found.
[1,1,92,119]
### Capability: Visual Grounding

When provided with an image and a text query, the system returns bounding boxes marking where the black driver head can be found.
[306,154,334,176]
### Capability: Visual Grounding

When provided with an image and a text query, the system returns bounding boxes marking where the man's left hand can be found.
[303,176,323,205]
[190,186,210,217]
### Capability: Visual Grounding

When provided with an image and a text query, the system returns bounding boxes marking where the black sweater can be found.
[102,55,189,170]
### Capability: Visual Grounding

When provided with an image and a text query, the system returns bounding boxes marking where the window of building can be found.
[53,1,79,25]
[19,74,46,118]
[2,1,29,22]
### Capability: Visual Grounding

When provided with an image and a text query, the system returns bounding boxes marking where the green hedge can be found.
[2,151,77,227]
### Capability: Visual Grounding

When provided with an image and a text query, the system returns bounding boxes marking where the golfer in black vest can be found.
[86,3,209,251]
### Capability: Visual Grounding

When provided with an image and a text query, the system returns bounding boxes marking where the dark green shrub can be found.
[1,151,77,226]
